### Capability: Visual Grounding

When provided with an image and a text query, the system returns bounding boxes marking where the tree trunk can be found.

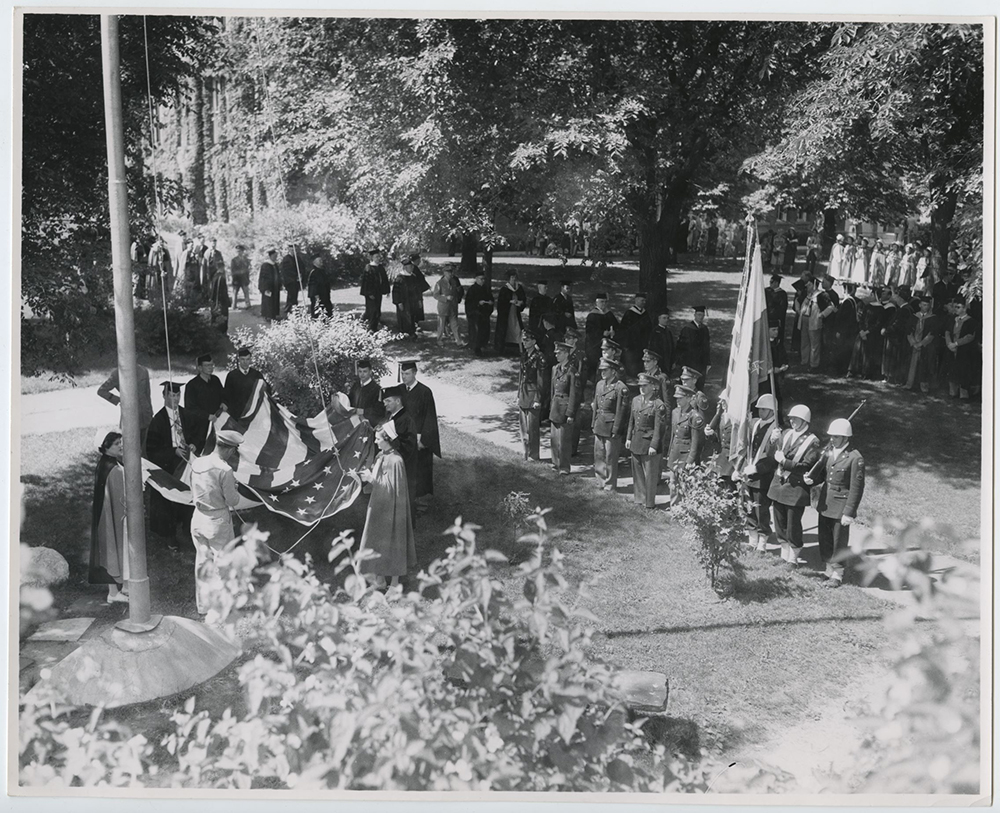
[460,231,478,276]
[929,184,958,271]
[638,214,671,316]
[483,245,493,286]
[189,77,207,225]
[822,208,838,259]
[202,78,216,222]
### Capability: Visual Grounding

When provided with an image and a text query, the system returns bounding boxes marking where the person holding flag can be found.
[735,394,781,552]
[767,404,821,565]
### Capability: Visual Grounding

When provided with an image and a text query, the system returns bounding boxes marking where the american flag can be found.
[144,380,376,525]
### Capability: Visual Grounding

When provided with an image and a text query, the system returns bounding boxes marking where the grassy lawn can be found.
[20,420,897,765]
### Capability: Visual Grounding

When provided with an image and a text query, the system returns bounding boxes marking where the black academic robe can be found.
[765,286,789,342]
[464,281,494,352]
[584,309,619,369]
[552,292,576,332]
[223,367,265,420]
[145,406,205,538]
[185,374,224,420]
[494,284,527,350]
[403,381,441,499]
[349,378,386,425]
[648,325,676,376]
[676,322,711,374]
[528,293,555,332]
[618,307,653,376]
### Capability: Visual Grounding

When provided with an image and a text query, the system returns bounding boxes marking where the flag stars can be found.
[296,508,307,516]
[353,451,362,458]
[305,496,316,504]
[269,494,280,502]
[290,479,301,487]
[313,482,324,491]
[323,466,333,475]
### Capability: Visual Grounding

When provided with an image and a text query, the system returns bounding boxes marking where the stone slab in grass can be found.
[27,617,94,642]
[614,669,669,714]
[19,641,81,694]
[67,594,115,615]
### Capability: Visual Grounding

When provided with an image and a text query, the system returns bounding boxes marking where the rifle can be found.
[806,399,867,480]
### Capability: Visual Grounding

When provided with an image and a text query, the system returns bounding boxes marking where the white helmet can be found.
[828,418,853,437]
[755,394,776,412]
[788,404,812,423]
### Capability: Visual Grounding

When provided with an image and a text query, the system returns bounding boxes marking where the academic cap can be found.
[197,353,213,364]
[237,347,252,357]
[161,381,183,392]
[356,357,372,369]
[399,360,418,371]
[537,279,548,285]
[595,292,609,300]
[636,291,649,299]
[693,305,707,313]
[381,383,406,400]
[560,279,572,286]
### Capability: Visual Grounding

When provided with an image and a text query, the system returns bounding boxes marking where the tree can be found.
[20,13,212,371]
[743,23,985,274]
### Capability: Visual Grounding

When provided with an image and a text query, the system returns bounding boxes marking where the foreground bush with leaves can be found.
[231,309,394,416]
[20,514,716,792]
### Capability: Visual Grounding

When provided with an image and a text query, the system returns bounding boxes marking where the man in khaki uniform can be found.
[626,373,665,509]
[591,358,629,490]
[549,341,579,475]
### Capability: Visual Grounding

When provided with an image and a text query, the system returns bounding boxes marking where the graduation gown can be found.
[348,378,386,425]
[676,321,711,374]
[185,374,225,421]
[359,451,417,578]
[494,284,527,350]
[258,260,282,320]
[145,406,205,536]
[618,306,653,376]
[223,367,264,420]
[403,381,440,498]
[584,308,619,371]
[528,293,555,332]
[552,293,577,332]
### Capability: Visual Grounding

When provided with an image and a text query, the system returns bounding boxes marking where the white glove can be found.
[704,426,715,437]
[774,450,786,465]
[842,515,854,526]
[744,463,757,476]
[803,475,813,486]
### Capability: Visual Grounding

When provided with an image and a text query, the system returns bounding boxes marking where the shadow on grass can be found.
[640,715,703,759]
[599,613,884,640]
[728,574,809,605]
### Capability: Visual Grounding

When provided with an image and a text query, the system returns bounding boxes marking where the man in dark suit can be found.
[348,358,386,426]
[549,341,579,475]
[400,361,441,507]
[676,305,711,387]
[185,354,225,423]
[618,292,653,378]
[222,347,265,421]
[146,381,206,547]
[528,280,554,333]
[803,418,865,588]
[381,384,418,511]
[464,269,494,356]
[360,248,390,331]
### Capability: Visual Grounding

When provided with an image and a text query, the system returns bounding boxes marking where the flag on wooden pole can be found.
[723,223,774,464]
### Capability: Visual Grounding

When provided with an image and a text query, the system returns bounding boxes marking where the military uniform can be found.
[518,342,546,461]
[666,395,706,470]
[766,427,820,559]
[626,393,665,508]
[549,358,580,474]
[567,339,587,455]
[741,417,780,540]
[809,445,865,583]
[591,375,629,489]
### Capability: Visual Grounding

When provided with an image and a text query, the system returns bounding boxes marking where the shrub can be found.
[20,515,720,792]
[134,286,227,357]
[671,461,745,592]
[232,309,394,416]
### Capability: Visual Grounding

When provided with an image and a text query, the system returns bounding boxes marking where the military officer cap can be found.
[563,325,579,337]
[680,365,702,380]
[522,330,539,343]
[598,358,621,371]
[381,383,406,400]
[197,353,213,365]
[356,357,372,369]
[601,338,622,351]
[637,373,657,386]
[237,347,252,357]
[642,348,662,362]
[216,429,245,447]
[674,384,694,398]
[554,341,573,353]
[161,381,183,393]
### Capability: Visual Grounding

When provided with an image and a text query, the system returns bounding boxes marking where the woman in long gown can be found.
[89,431,129,603]
[359,425,417,588]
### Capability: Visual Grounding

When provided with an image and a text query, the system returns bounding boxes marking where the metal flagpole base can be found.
[115,613,164,633]
[23,616,241,709]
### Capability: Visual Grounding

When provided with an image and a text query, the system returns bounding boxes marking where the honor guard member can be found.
[803,418,865,587]
[737,394,781,551]
[189,429,244,615]
[666,382,706,477]
[517,330,546,461]
[400,361,441,507]
[767,404,821,565]
[704,396,735,482]
[348,358,386,426]
[186,354,225,422]
[563,326,587,456]
[381,383,419,513]
[676,305,711,387]
[222,347,265,422]
[625,373,665,508]
[549,341,580,475]
[591,358,629,490]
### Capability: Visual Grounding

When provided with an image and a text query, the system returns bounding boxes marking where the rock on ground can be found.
[21,546,70,588]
